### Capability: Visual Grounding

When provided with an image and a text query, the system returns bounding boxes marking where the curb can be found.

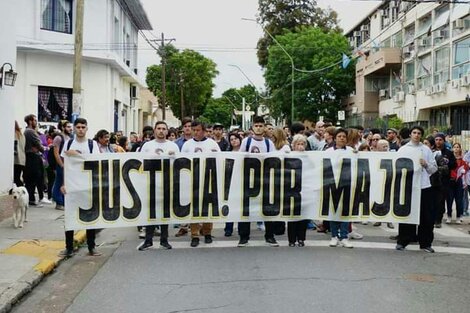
[0,231,88,312]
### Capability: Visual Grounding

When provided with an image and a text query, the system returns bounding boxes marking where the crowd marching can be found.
[12,114,470,257]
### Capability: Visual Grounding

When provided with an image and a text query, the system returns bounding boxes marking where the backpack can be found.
[66,138,94,153]
[245,136,270,152]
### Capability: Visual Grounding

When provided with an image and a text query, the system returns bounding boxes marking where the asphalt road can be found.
[12,224,470,313]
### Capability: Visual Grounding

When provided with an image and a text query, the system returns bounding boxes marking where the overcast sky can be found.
[138,0,379,97]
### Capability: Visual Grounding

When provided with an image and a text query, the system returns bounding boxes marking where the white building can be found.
[15,0,152,137]
[344,0,470,134]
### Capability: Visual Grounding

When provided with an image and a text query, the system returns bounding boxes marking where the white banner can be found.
[64,151,422,230]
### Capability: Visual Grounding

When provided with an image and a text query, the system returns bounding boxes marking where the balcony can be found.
[356,48,402,76]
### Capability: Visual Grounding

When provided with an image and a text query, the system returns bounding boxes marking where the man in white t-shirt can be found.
[60,118,101,258]
[181,121,220,247]
[138,121,179,251]
[238,116,278,247]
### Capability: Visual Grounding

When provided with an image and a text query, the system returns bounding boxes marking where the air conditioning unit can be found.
[408,84,416,94]
[397,91,405,102]
[454,18,465,29]
[361,25,369,32]
[354,31,362,37]
[451,79,460,89]
[439,29,448,38]
[425,87,433,96]
[419,38,429,46]
[461,75,470,87]
[379,89,388,98]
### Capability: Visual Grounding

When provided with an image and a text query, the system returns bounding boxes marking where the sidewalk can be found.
[0,198,86,313]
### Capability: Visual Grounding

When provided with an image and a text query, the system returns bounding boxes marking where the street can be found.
[11,223,470,313]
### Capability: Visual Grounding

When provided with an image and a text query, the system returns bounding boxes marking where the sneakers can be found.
[190,238,199,247]
[288,242,296,247]
[224,231,232,237]
[361,221,369,225]
[59,249,74,258]
[395,244,405,251]
[138,242,153,251]
[421,246,435,253]
[298,240,305,247]
[348,231,363,240]
[373,222,381,227]
[88,248,102,256]
[160,241,172,250]
[55,204,64,211]
[339,239,353,248]
[237,239,249,247]
[204,235,213,244]
[445,217,451,224]
[329,237,339,247]
[456,219,463,225]
[40,198,52,204]
[138,230,146,239]
[387,222,394,229]
[265,237,279,247]
[175,228,188,237]
[29,201,43,208]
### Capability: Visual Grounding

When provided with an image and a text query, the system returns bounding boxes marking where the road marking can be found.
[136,240,470,255]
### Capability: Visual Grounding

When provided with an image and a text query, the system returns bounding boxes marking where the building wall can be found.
[0,1,17,194]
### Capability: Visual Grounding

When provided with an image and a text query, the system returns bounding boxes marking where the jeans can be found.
[447,178,464,218]
[24,153,44,203]
[14,164,24,187]
[224,222,233,235]
[65,229,96,252]
[52,166,64,205]
[330,221,349,240]
[144,224,168,244]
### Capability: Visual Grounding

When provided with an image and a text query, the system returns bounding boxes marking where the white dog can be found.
[9,184,29,228]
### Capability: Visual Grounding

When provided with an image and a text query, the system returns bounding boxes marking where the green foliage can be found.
[375,116,404,131]
[388,116,404,130]
[265,27,355,122]
[146,45,218,120]
[199,98,233,128]
[222,85,258,110]
[257,0,341,67]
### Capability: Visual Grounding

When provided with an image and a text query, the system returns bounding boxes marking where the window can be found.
[452,37,470,79]
[404,25,415,46]
[434,47,450,84]
[41,0,73,34]
[38,86,72,122]
[417,14,432,38]
[417,54,432,89]
[391,31,402,48]
[405,61,415,83]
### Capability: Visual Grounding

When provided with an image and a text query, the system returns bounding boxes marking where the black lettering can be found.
[143,159,162,219]
[242,158,261,217]
[101,160,121,221]
[122,159,142,219]
[371,159,393,216]
[192,158,200,217]
[79,161,100,222]
[321,158,351,217]
[162,159,171,219]
[352,159,371,217]
[283,158,302,216]
[201,158,219,217]
[262,157,281,216]
[393,158,414,217]
[173,158,191,218]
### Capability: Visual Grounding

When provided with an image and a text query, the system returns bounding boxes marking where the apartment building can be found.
[344,0,470,133]
[14,0,152,136]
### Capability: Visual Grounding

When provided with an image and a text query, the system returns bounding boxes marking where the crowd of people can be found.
[12,114,470,256]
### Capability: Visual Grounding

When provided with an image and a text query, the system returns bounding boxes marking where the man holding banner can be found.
[396,126,437,253]
[181,121,221,247]
[138,121,178,251]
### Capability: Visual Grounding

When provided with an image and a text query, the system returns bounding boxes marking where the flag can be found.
[342,53,351,69]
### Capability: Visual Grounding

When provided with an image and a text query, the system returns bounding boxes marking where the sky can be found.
[138,0,379,97]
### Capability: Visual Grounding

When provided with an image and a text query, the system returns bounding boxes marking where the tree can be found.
[257,0,341,67]
[199,98,233,128]
[222,85,258,110]
[146,46,218,120]
[265,27,355,122]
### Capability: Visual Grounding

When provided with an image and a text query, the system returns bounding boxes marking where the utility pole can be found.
[150,33,175,121]
[72,0,84,121]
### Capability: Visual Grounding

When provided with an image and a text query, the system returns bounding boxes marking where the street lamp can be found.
[0,63,18,88]
[228,64,271,100]
[241,18,295,123]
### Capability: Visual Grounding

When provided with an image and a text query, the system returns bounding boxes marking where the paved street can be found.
[10,222,470,313]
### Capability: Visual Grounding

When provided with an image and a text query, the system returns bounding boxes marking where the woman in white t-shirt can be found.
[272,128,291,152]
